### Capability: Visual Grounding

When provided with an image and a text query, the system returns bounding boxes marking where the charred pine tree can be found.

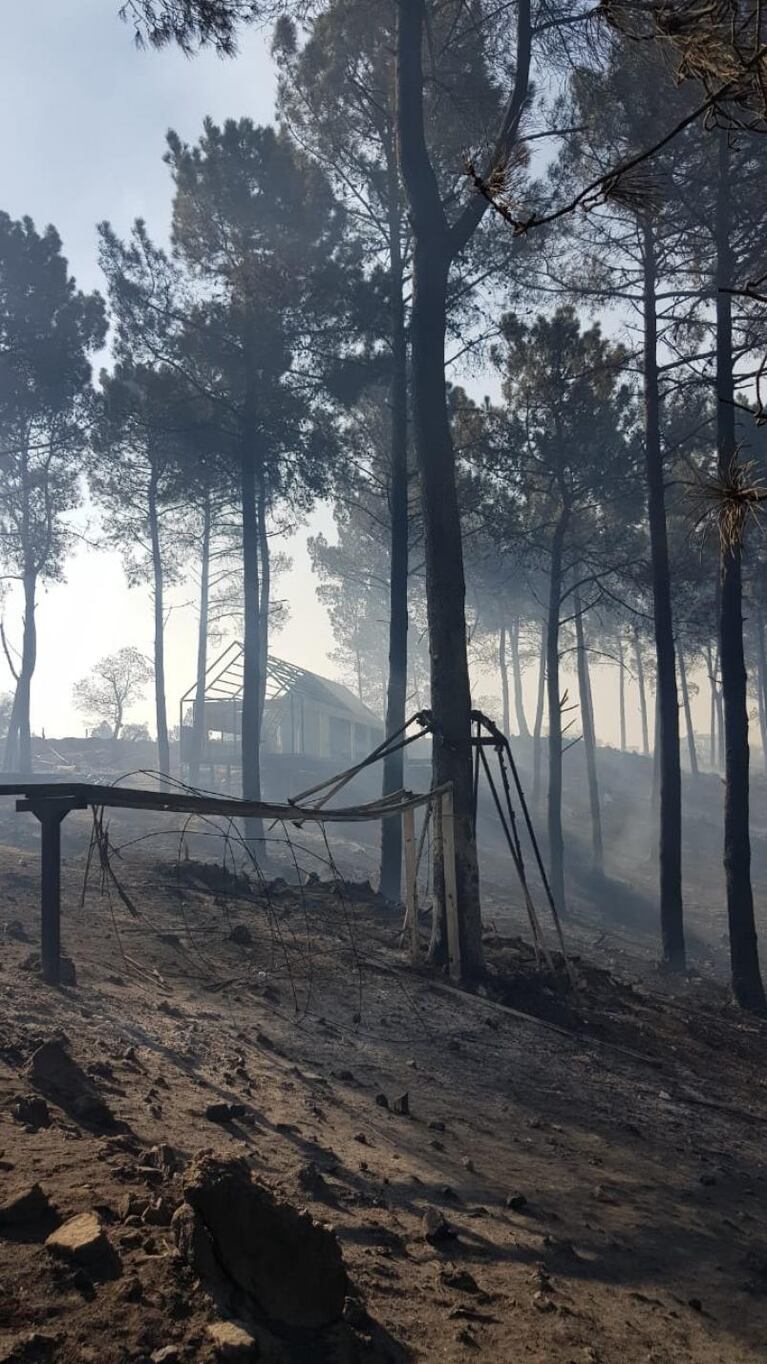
[532,620,546,806]
[547,507,570,913]
[617,634,627,752]
[509,617,530,739]
[240,445,264,849]
[755,606,767,775]
[147,459,171,781]
[642,220,685,970]
[714,129,765,1012]
[0,217,104,773]
[574,585,603,874]
[676,643,698,776]
[380,161,410,901]
[632,625,650,757]
[190,490,212,788]
[396,0,532,975]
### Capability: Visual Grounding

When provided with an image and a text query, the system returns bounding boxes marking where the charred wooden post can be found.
[16,795,79,987]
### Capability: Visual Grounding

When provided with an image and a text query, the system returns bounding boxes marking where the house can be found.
[179,642,384,772]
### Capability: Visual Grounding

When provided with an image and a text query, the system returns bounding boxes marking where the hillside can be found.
[1,806,767,1363]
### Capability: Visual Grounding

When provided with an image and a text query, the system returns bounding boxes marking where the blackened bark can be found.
[642,221,685,970]
[705,641,719,769]
[574,586,603,874]
[532,619,546,808]
[715,131,765,1011]
[757,654,767,774]
[148,466,170,783]
[8,572,37,774]
[410,244,481,970]
[396,5,482,974]
[241,451,264,850]
[756,608,767,775]
[652,689,660,811]
[190,491,211,788]
[709,662,717,768]
[509,617,530,739]
[547,507,569,914]
[6,436,37,774]
[677,645,699,776]
[618,635,627,752]
[396,0,531,974]
[633,626,650,757]
[499,624,511,735]
[257,472,270,733]
[380,171,410,902]
[3,686,20,772]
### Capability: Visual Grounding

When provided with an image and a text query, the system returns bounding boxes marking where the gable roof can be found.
[182,643,382,727]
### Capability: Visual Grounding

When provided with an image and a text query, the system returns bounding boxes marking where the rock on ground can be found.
[0,1184,58,1232]
[26,1039,114,1128]
[45,1212,121,1279]
[174,1154,348,1330]
[206,1321,260,1360]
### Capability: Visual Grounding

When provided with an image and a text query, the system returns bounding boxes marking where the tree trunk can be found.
[257,473,270,734]
[380,172,410,902]
[410,245,480,970]
[6,572,38,774]
[716,675,726,770]
[757,656,767,775]
[190,491,212,789]
[148,467,170,782]
[509,617,530,739]
[532,619,546,808]
[618,636,627,752]
[241,451,264,851]
[705,641,718,769]
[397,0,496,976]
[715,130,765,1011]
[652,689,661,811]
[642,221,685,971]
[547,507,569,914]
[499,624,511,736]
[633,626,650,757]
[756,608,767,775]
[3,685,21,773]
[677,645,699,776]
[574,585,603,874]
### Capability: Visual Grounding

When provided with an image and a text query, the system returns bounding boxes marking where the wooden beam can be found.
[4,781,451,824]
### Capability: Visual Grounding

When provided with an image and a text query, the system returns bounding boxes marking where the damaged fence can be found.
[0,778,462,989]
[0,711,567,996]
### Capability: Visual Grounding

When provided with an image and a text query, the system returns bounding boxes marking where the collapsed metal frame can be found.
[0,707,565,993]
[0,779,461,988]
[287,707,570,977]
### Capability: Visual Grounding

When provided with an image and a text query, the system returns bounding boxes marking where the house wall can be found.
[182,694,383,765]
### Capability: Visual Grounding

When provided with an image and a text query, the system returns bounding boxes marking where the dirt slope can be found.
[1,834,767,1363]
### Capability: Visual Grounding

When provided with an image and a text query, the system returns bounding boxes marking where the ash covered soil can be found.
[1,810,767,1363]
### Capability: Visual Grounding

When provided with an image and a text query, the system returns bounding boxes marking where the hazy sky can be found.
[0,1,707,751]
[0,0,337,738]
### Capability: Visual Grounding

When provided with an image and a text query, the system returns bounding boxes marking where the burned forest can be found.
[3,1,767,1361]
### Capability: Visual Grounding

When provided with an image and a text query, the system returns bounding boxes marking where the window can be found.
[329,715,352,761]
